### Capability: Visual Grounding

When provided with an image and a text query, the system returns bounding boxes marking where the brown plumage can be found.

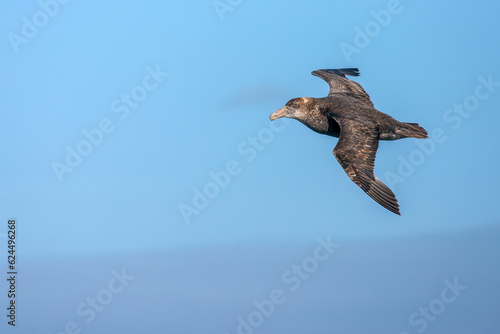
[270,68,428,215]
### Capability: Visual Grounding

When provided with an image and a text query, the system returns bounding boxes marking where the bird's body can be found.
[270,68,428,215]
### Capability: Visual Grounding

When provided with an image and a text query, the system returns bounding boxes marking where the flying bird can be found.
[270,68,428,215]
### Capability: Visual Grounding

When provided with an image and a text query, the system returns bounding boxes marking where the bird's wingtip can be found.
[338,68,360,77]
[311,68,360,78]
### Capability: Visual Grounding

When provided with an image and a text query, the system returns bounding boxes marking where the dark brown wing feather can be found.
[332,119,400,215]
[312,69,374,107]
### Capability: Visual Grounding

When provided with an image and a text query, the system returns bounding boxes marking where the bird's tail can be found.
[395,122,428,139]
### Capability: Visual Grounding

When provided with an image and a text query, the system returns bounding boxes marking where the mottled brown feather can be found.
[332,119,400,215]
[312,69,374,108]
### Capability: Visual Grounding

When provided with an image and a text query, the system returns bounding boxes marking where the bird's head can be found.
[270,97,316,122]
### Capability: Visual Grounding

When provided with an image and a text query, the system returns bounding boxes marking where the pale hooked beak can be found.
[269,107,288,121]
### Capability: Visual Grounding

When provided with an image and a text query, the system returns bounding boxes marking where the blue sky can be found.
[1,0,500,333]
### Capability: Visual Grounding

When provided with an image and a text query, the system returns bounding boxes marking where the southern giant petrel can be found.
[270,68,428,215]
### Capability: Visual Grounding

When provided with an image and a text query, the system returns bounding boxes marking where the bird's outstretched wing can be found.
[312,68,374,107]
[332,119,400,215]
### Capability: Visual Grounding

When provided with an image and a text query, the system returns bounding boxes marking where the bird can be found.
[269,68,428,215]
